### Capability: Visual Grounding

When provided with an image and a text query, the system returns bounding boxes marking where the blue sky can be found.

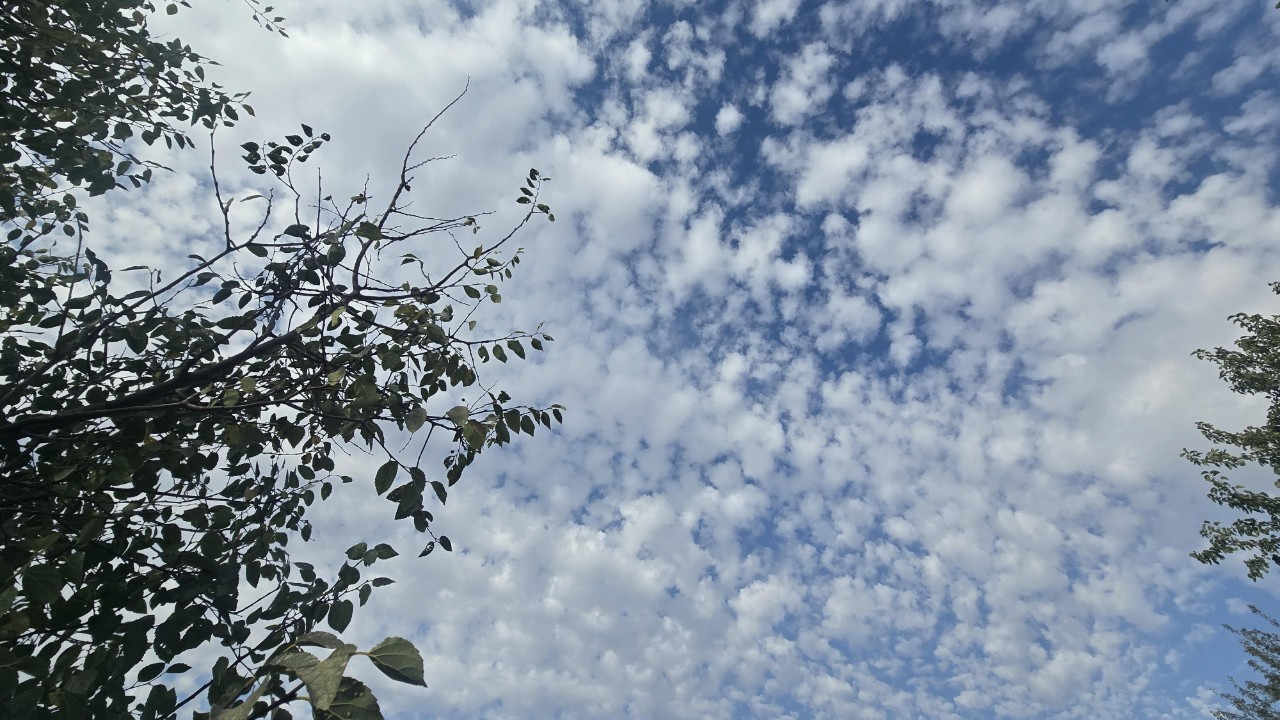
[90,0,1280,717]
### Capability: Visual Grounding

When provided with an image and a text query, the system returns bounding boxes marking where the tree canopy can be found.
[1211,606,1280,720]
[0,0,285,227]
[0,3,562,719]
[1184,282,1280,580]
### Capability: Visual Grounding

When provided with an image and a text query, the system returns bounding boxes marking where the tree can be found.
[0,0,286,228]
[0,4,563,719]
[1211,605,1280,720]
[1184,282,1280,580]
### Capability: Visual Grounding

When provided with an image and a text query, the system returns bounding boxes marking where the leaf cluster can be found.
[1212,605,1280,720]
[0,119,563,717]
[0,0,260,227]
[1185,282,1280,580]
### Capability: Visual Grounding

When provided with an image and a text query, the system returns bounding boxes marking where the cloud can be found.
[66,0,1280,718]
[769,42,837,126]
[749,0,803,37]
[715,103,744,135]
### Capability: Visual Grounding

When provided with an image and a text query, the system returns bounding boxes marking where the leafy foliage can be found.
[0,119,562,715]
[1,5,565,715]
[1212,605,1280,720]
[0,0,281,226]
[0,120,562,715]
[1185,282,1280,580]
[0,36,562,720]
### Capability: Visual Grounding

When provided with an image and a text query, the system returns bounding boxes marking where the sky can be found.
[76,0,1280,717]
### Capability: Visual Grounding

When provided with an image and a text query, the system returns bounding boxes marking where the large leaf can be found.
[365,637,427,687]
[294,644,356,711]
[325,677,383,720]
[211,680,269,720]
[297,631,345,649]
[374,461,397,495]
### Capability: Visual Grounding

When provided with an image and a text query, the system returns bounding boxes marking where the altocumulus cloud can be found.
[80,0,1280,717]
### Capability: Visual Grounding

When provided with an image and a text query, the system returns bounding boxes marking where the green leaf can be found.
[326,677,384,720]
[297,631,344,649]
[294,644,356,711]
[270,650,319,671]
[507,340,526,359]
[365,637,427,687]
[355,222,381,241]
[373,543,398,559]
[406,407,428,433]
[374,461,397,495]
[22,564,62,605]
[464,285,481,299]
[446,405,470,426]
[438,536,453,552]
[328,599,354,632]
[345,542,368,561]
[212,680,270,720]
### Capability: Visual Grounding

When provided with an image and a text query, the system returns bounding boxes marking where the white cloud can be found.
[769,42,837,126]
[749,0,803,37]
[715,103,744,135]
[67,0,1280,718]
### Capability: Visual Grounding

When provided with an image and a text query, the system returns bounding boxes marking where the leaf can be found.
[507,340,525,359]
[405,407,428,433]
[212,680,270,720]
[328,599,354,632]
[22,563,62,605]
[283,224,310,238]
[462,421,487,450]
[430,481,447,505]
[355,222,381,241]
[294,644,356,711]
[326,677,383,720]
[269,650,320,671]
[418,541,435,557]
[345,542,368,561]
[137,662,166,682]
[365,637,427,687]
[374,461,397,495]
[373,543,398,559]
[297,631,344,649]
[446,405,470,426]
[438,536,452,552]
